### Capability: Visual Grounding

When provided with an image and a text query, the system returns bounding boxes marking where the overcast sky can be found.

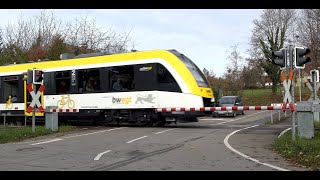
[0,9,262,77]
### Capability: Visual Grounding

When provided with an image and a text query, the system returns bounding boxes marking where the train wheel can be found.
[154,120,165,127]
[136,119,152,127]
[146,121,153,127]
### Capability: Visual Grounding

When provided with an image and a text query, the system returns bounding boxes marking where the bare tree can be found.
[241,62,264,89]
[1,10,135,64]
[0,28,3,53]
[297,9,320,73]
[0,28,5,65]
[63,16,134,55]
[31,10,63,49]
[4,13,32,51]
[47,35,68,60]
[249,9,296,94]
[2,10,63,63]
[4,10,62,51]
[27,35,47,62]
[224,44,244,96]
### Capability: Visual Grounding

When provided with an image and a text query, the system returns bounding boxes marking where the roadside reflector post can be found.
[45,106,58,131]
[3,114,5,127]
[306,70,320,122]
[32,85,36,133]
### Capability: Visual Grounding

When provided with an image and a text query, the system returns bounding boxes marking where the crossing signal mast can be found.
[33,69,44,84]
[272,45,312,141]
[22,69,44,133]
[272,46,311,69]
[272,48,287,69]
[23,69,33,84]
[294,47,311,69]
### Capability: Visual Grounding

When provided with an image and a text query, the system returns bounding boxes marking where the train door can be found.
[133,63,157,91]
[0,75,24,112]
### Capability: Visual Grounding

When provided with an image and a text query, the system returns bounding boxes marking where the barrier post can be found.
[296,102,314,139]
[45,106,58,131]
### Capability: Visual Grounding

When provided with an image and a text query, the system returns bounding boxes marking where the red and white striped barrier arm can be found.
[155,106,290,113]
[46,109,79,113]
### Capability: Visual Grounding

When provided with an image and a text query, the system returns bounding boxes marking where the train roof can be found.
[0,49,183,73]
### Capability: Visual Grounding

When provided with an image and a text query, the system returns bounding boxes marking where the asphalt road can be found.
[0,111,307,171]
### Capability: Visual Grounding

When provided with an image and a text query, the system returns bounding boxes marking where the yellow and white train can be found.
[0,49,214,126]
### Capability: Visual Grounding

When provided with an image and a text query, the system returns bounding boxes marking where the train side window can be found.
[77,69,101,93]
[157,64,175,84]
[56,71,71,94]
[1,75,21,103]
[109,66,134,92]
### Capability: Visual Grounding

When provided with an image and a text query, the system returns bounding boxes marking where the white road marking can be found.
[154,128,176,134]
[199,118,225,121]
[210,111,266,125]
[94,150,111,161]
[30,138,63,146]
[64,127,127,139]
[126,136,148,143]
[29,127,127,145]
[223,124,290,171]
[82,128,88,130]
[278,125,297,138]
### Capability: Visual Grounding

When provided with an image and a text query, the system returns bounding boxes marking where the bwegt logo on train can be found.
[112,97,132,104]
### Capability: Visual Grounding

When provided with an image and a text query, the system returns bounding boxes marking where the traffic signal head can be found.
[272,48,286,69]
[33,69,44,84]
[310,69,319,82]
[23,69,33,84]
[294,47,311,69]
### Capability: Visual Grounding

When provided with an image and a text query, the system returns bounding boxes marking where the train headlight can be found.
[210,97,215,102]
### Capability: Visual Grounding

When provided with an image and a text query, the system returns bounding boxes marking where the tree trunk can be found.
[272,78,278,94]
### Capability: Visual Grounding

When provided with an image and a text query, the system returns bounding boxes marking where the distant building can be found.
[262,72,273,87]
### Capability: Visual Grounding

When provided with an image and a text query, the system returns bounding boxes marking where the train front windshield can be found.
[169,50,210,88]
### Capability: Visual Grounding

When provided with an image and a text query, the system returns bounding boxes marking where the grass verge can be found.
[241,87,312,106]
[273,122,320,170]
[0,126,77,144]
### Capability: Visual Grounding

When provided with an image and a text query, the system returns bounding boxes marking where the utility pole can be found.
[299,69,301,102]
[272,41,313,141]
[295,35,302,102]
[32,83,36,133]
[288,43,296,141]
